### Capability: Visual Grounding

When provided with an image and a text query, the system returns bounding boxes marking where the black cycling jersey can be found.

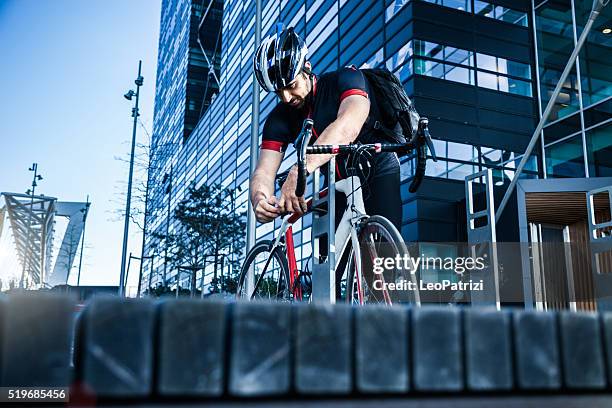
[261,66,399,179]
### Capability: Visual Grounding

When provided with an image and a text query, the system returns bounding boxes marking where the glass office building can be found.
[142,0,611,293]
[533,0,611,178]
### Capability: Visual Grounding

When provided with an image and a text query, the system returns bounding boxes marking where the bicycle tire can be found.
[236,240,291,301]
[346,215,419,305]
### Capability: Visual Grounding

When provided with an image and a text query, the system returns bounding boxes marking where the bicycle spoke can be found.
[249,249,286,300]
[349,217,409,305]
[251,250,277,299]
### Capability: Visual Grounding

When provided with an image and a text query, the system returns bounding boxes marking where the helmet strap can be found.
[304,69,316,112]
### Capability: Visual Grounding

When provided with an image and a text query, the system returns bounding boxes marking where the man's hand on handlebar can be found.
[279,165,307,216]
[254,195,281,223]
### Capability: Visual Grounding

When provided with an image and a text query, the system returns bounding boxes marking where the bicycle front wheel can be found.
[236,240,291,301]
[346,215,419,305]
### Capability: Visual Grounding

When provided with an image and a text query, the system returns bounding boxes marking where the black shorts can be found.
[331,152,402,231]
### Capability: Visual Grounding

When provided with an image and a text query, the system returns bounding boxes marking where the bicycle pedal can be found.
[298,271,312,292]
[292,270,312,292]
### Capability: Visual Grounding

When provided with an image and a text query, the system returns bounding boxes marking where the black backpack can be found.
[360,68,420,155]
[360,67,437,192]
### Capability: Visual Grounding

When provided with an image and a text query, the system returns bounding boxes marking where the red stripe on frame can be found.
[340,89,368,102]
[261,140,286,152]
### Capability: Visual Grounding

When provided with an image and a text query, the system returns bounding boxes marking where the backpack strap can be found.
[363,116,406,144]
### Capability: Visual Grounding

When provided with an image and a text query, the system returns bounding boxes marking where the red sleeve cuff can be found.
[261,140,286,152]
[340,89,368,102]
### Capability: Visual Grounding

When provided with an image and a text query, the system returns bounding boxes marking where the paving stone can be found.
[355,305,409,393]
[0,293,74,387]
[513,310,561,390]
[603,312,612,388]
[157,299,227,396]
[412,307,463,392]
[464,308,513,391]
[76,296,155,397]
[295,303,352,394]
[559,311,606,389]
[229,301,291,396]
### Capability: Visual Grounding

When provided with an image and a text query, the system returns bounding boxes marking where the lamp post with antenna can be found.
[118,60,143,297]
[76,195,90,286]
[21,163,43,288]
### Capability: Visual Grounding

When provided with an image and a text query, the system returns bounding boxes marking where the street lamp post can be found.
[76,195,90,286]
[135,254,153,297]
[124,253,154,297]
[147,253,155,293]
[20,163,43,288]
[119,60,144,297]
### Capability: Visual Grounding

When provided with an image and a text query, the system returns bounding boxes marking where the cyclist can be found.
[250,27,402,232]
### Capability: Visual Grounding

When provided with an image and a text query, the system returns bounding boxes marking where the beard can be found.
[284,95,305,109]
[291,98,306,109]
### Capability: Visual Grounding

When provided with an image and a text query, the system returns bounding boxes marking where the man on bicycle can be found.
[249,27,402,231]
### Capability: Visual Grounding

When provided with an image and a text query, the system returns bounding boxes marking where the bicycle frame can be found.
[265,176,368,302]
[249,117,434,303]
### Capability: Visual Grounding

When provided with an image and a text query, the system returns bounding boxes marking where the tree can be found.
[153,183,246,296]
[110,120,180,294]
[143,282,192,297]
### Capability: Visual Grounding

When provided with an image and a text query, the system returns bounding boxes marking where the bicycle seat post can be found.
[311,156,337,304]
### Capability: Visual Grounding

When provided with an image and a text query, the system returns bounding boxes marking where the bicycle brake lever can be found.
[423,127,438,162]
[417,118,437,162]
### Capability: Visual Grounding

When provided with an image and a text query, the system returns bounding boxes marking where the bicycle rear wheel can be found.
[346,215,419,305]
[236,240,291,301]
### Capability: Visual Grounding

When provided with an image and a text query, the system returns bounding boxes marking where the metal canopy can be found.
[516,177,612,309]
[0,205,5,240]
[1,192,89,288]
[48,201,90,287]
[2,193,56,287]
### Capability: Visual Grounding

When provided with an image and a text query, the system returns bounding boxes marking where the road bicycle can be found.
[236,118,436,304]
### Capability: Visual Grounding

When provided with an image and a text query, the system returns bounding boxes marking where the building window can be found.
[475,53,532,96]
[422,0,471,13]
[386,0,410,22]
[386,0,527,26]
[474,1,528,26]
[419,139,538,183]
[387,40,533,95]
[586,123,612,177]
[361,48,385,69]
[412,39,476,85]
[545,135,586,178]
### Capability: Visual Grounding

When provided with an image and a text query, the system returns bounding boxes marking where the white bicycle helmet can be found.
[253,27,309,92]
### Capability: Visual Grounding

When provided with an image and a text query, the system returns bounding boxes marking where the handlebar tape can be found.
[295,119,314,197]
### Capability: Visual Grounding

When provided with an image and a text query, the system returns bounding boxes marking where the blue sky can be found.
[0,0,161,290]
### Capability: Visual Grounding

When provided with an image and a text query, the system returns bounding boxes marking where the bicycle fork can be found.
[349,226,365,305]
[251,214,295,300]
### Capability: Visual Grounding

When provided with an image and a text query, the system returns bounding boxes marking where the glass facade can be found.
[534,0,612,178]
[386,39,533,96]
[143,0,609,293]
[386,0,529,25]
[145,0,223,290]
